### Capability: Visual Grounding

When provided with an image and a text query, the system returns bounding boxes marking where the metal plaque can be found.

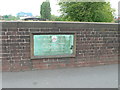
[33,34,74,56]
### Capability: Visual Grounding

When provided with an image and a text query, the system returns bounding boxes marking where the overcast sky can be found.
[0,0,119,16]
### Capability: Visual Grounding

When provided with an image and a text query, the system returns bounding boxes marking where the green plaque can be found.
[33,35,74,56]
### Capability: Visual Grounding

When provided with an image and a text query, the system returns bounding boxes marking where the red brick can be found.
[2,24,118,72]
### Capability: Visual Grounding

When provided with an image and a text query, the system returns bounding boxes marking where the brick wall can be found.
[1,22,119,72]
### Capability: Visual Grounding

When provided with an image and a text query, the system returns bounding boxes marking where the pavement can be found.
[2,64,118,88]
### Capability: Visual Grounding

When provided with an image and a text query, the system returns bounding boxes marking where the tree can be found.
[2,15,20,20]
[40,0,51,20]
[50,15,63,21]
[59,2,115,22]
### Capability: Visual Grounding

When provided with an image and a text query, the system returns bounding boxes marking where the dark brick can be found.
[1,22,118,72]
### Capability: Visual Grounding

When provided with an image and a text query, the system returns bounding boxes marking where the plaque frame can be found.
[30,31,76,59]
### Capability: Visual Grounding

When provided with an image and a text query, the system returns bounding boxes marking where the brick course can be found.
[1,22,119,72]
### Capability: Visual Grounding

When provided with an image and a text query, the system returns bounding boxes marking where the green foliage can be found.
[40,1,51,20]
[50,15,64,21]
[50,15,58,21]
[55,17,64,21]
[2,15,20,20]
[59,2,115,22]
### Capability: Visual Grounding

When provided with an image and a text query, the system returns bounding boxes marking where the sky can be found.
[0,0,119,16]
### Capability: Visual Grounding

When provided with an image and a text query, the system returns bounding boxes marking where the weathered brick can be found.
[1,22,118,72]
